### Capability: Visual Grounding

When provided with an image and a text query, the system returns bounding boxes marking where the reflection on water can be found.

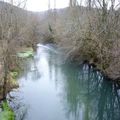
[62,65,120,120]
[10,44,120,120]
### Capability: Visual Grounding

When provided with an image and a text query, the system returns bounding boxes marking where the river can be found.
[10,44,120,120]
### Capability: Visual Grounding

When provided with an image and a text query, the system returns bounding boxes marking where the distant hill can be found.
[0,1,101,45]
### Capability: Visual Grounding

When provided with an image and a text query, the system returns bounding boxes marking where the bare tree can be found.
[0,0,28,99]
[48,0,50,9]
[69,0,77,7]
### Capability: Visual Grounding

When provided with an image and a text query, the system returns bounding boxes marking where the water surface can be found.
[11,44,120,120]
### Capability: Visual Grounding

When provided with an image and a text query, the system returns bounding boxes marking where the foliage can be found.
[0,101,15,120]
[10,71,18,79]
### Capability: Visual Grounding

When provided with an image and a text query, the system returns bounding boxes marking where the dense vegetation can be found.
[0,0,120,119]
[36,0,120,82]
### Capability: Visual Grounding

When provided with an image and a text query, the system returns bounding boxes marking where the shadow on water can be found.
[9,44,120,120]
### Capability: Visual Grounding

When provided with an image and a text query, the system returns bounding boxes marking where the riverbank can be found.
[35,6,120,83]
[58,44,120,84]
[0,47,34,120]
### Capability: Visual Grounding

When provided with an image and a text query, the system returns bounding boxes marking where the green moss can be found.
[17,49,34,58]
[0,101,15,120]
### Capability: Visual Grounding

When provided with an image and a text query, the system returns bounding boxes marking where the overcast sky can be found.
[2,0,120,11]
[26,0,69,11]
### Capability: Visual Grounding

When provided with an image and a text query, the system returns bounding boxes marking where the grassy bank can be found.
[0,101,15,120]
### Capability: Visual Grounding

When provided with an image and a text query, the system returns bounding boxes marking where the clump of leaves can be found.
[9,71,19,89]
[10,71,18,79]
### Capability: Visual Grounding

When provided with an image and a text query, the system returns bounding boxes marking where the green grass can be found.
[0,101,15,120]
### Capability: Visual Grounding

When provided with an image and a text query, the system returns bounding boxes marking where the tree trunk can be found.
[2,59,9,100]
[48,0,50,10]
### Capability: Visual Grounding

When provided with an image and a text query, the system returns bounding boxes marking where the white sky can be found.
[1,0,120,11]
[26,0,69,11]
